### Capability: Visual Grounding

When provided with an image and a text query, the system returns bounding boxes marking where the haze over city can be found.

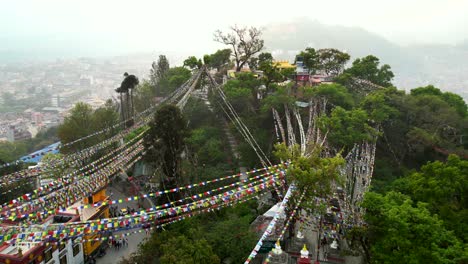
[2,0,468,59]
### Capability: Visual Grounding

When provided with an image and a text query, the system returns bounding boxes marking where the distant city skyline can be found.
[2,0,468,62]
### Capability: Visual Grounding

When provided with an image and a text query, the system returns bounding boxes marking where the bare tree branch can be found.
[214,25,264,71]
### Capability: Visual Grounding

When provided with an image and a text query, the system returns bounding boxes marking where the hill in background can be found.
[263,18,468,101]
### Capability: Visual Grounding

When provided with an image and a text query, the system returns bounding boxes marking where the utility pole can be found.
[315,216,322,264]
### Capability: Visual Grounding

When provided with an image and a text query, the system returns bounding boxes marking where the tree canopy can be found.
[150,55,170,89]
[297,47,319,74]
[102,46,468,264]
[411,85,467,117]
[156,67,192,96]
[214,25,264,72]
[205,49,232,71]
[57,101,119,153]
[344,55,394,87]
[274,143,345,210]
[144,104,189,185]
[319,106,377,149]
[361,191,466,264]
[258,52,283,89]
[183,56,202,70]
[393,155,468,242]
[317,48,350,76]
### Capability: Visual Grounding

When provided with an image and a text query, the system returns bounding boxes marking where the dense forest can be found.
[0,26,466,264]
[121,27,466,263]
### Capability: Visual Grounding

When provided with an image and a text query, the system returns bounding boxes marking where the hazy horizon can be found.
[2,0,468,62]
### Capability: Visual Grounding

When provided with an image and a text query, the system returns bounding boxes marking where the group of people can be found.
[108,237,129,250]
[109,206,137,218]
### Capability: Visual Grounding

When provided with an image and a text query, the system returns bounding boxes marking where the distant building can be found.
[71,188,109,261]
[294,56,308,74]
[6,125,32,142]
[20,142,60,164]
[310,74,334,86]
[273,60,296,71]
[51,94,60,107]
[84,97,106,109]
[0,212,84,264]
[0,187,109,264]
[31,112,43,125]
[42,107,63,113]
[227,69,264,79]
[80,75,94,88]
[294,56,310,83]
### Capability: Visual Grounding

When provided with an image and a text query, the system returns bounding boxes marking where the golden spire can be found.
[273,239,283,255]
[300,244,309,258]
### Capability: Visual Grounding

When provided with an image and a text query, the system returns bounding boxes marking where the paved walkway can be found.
[96,185,147,264]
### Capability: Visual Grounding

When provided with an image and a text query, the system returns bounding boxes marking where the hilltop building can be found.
[0,188,109,264]
[0,212,84,264]
[6,125,32,142]
[68,188,110,260]
[273,60,296,71]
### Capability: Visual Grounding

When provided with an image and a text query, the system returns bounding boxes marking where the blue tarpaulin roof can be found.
[20,142,61,164]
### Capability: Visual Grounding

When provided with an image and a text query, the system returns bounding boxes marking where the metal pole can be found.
[316,216,322,263]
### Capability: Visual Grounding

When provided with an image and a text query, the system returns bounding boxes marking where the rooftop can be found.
[273,61,296,69]
[0,242,37,257]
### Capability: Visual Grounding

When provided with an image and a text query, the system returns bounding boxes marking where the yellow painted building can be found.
[273,61,296,70]
[80,188,110,258]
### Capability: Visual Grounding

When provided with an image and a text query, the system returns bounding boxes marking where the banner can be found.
[244,184,295,264]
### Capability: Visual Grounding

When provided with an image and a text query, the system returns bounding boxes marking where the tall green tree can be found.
[116,73,139,126]
[203,54,212,66]
[57,102,94,153]
[318,106,376,150]
[405,92,466,156]
[183,56,199,70]
[160,235,220,264]
[310,83,355,110]
[297,47,319,74]
[92,99,119,139]
[359,191,465,264]
[204,213,258,263]
[187,127,227,166]
[144,105,189,187]
[133,80,155,113]
[207,49,232,71]
[222,72,260,114]
[411,85,467,118]
[157,67,192,96]
[57,101,119,153]
[258,52,273,65]
[359,89,400,123]
[259,60,283,90]
[0,141,28,164]
[257,52,288,90]
[393,155,468,242]
[344,55,394,87]
[248,56,258,70]
[151,55,170,95]
[273,143,345,213]
[317,48,350,76]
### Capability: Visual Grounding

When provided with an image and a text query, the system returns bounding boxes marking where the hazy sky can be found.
[2,0,468,57]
